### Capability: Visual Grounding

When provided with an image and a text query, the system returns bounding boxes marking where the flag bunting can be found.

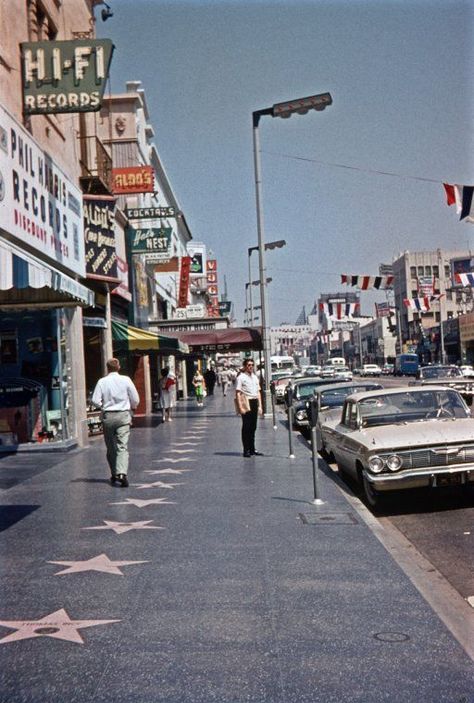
[443,183,474,223]
[403,295,441,312]
[319,302,360,319]
[455,272,474,286]
[340,274,394,290]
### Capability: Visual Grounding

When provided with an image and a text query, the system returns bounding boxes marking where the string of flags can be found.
[455,272,474,287]
[403,295,442,312]
[443,184,474,223]
[319,302,359,319]
[340,274,394,290]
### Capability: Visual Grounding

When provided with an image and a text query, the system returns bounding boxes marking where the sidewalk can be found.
[0,393,472,703]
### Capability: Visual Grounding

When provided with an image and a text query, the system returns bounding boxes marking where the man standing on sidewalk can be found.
[235,358,263,457]
[91,358,140,487]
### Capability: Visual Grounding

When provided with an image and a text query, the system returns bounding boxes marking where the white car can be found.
[460,365,474,377]
[360,364,382,377]
[334,366,353,381]
[321,386,474,508]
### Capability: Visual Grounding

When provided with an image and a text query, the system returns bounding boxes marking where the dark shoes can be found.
[117,474,129,487]
[110,475,117,485]
[252,451,264,456]
[243,451,252,458]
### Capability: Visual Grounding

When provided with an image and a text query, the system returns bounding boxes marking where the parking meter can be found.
[307,395,319,429]
[286,382,295,458]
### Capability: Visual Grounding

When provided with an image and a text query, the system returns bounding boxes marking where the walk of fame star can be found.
[167,449,198,454]
[48,553,148,575]
[145,468,192,475]
[153,457,195,463]
[0,608,119,645]
[132,481,183,489]
[174,442,203,446]
[109,497,176,508]
[82,520,164,534]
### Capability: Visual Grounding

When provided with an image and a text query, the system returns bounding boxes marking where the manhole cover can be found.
[299,512,358,525]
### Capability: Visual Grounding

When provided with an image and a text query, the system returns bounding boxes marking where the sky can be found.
[98,0,474,326]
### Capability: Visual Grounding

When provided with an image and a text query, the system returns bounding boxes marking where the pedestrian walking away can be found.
[91,358,140,487]
[203,365,217,396]
[192,368,206,407]
[158,367,176,422]
[235,358,263,457]
[218,366,231,396]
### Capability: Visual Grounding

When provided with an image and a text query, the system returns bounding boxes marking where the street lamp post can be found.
[248,240,286,328]
[252,92,332,413]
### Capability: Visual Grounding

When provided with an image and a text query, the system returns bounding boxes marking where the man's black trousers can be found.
[241,398,259,453]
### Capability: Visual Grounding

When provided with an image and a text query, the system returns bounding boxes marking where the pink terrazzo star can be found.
[0,608,120,645]
[82,520,164,534]
[48,553,148,575]
[109,497,176,508]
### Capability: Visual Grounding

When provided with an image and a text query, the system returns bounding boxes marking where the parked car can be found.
[303,365,322,377]
[460,365,474,377]
[333,366,353,381]
[321,386,474,508]
[321,365,336,379]
[360,364,382,377]
[381,364,394,376]
[286,377,339,418]
[291,380,382,439]
[414,365,474,405]
[271,374,294,404]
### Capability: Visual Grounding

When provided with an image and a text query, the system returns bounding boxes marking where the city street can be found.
[1,393,473,703]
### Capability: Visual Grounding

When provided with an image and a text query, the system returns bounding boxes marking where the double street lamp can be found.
[252,91,332,413]
[247,240,286,330]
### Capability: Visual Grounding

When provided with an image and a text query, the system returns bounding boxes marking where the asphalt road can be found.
[288,375,474,608]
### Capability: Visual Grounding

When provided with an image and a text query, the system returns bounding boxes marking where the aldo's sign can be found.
[20,39,114,115]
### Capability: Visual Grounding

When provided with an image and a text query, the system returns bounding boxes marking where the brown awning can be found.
[168,327,262,353]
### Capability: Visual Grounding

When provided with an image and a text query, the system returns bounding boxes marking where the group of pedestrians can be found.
[91,356,264,485]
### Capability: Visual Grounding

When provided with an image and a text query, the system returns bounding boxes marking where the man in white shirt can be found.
[235,358,263,457]
[91,358,140,487]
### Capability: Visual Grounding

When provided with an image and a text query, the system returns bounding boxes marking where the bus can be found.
[394,353,419,376]
[325,357,346,367]
[271,355,296,372]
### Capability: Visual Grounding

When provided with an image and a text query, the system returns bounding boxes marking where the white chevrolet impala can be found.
[321,386,474,508]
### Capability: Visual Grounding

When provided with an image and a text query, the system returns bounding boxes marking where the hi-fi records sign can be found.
[21,39,114,115]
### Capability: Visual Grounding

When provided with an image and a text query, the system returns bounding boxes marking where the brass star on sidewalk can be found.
[153,457,195,463]
[0,608,120,645]
[48,553,148,576]
[132,481,183,490]
[109,497,176,508]
[82,520,164,534]
[145,468,192,475]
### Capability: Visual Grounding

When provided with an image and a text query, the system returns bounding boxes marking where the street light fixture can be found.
[252,92,332,413]
[248,240,286,327]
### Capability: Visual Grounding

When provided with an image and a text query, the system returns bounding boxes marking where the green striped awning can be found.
[112,320,189,355]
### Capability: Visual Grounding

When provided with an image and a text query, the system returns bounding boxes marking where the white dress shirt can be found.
[92,372,140,411]
[236,371,260,399]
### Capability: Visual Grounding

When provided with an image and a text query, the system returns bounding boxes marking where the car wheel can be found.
[361,472,383,509]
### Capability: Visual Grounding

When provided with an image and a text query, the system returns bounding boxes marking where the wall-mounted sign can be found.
[154,257,180,273]
[218,301,232,316]
[0,106,84,276]
[111,256,131,302]
[125,206,176,219]
[190,253,203,274]
[21,39,114,115]
[417,276,434,297]
[207,272,217,284]
[208,284,218,296]
[175,304,206,320]
[83,195,117,281]
[207,259,217,272]
[112,166,154,195]
[178,257,191,308]
[129,227,171,262]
